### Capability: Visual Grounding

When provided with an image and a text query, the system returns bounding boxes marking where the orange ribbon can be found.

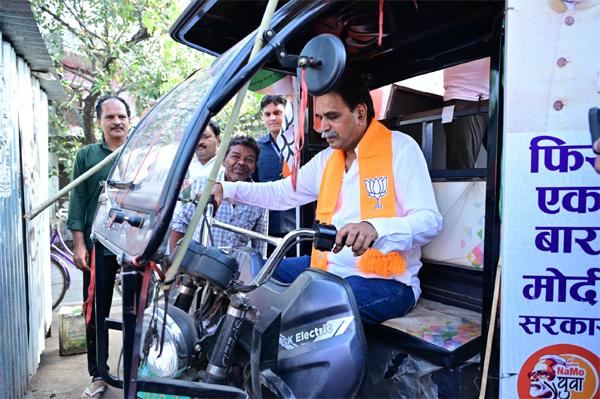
[310,120,406,277]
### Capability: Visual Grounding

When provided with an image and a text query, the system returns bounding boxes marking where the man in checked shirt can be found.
[169,135,268,256]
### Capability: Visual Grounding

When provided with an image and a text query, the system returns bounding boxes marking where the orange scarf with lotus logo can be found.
[310,119,407,277]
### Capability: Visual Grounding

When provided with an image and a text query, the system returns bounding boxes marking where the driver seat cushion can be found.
[372,299,481,369]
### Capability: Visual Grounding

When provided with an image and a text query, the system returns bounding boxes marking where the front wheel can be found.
[51,259,69,310]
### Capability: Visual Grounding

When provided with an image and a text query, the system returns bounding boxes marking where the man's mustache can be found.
[111,125,125,131]
[321,130,339,139]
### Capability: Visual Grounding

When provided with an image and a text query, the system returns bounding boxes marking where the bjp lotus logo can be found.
[364,176,388,209]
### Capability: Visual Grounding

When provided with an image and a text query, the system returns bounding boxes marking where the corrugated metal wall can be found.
[0,31,51,398]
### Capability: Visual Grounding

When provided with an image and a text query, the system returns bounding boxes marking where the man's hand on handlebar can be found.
[194,182,224,209]
[332,221,378,256]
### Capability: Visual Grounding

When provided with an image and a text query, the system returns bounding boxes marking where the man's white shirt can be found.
[222,130,442,301]
[188,156,223,179]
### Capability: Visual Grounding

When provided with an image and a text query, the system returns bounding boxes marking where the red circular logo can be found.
[517,344,600,399]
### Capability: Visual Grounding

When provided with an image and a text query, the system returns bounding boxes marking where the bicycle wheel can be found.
[51,259,68,310]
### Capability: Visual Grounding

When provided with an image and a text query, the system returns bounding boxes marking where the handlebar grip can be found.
[312,220,337,251]
[312,221,375,251]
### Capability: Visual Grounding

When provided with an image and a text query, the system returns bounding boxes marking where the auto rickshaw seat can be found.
[368,180,486,369]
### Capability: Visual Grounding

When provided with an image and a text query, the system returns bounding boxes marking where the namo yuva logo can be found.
[518,344,599,399]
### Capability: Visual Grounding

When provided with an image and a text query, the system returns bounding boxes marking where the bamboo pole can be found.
[164,0,280,284]
[24,146,122,220]
[479,264,502,399]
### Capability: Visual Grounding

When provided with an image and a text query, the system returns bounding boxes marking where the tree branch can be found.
[102,55,116,70]
[37,5,97,50]
[115,84,132,95]
[38,5,81,39]
[62,0,105,44]
[61,62,95,83]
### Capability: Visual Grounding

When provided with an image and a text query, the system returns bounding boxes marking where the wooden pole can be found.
[479,264,501,399]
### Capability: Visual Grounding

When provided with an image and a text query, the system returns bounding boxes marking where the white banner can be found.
[501,1,600,398]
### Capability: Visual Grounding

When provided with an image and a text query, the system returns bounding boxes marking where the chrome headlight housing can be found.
[139,306,198,378]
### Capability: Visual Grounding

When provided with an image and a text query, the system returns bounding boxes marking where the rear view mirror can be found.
[297,34,346,96]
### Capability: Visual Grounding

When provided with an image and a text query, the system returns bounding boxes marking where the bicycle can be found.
[50,208,75,309]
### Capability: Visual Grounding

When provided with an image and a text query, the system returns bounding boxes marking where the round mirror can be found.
[297,34,346,96]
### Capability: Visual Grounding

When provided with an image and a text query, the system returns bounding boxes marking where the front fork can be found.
[94,254,143,397]
[122,263,144,398]
[205,296,250,384]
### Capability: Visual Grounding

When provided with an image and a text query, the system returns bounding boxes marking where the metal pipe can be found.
[210,218,282,247]
[250,229,315,287]
[207,219,314,287]
[24,146,122,220]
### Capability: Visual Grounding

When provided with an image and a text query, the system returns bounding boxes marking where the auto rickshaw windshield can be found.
[106,67,216,211]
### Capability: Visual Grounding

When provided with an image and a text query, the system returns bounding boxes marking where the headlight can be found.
[139,306,198,378]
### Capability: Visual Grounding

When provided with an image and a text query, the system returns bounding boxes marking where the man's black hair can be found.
[328,78,375,123]
[207,120,221,137]
[226,135,260,159]
[260,95,286,111]
[95,95,131,119]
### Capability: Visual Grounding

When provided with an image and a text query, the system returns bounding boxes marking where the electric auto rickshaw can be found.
[91,1,507,398]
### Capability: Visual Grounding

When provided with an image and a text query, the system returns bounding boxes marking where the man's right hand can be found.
[212,182,223,207]
[71,231,90,272]
[73,243,90,272]
[195,182,224,208]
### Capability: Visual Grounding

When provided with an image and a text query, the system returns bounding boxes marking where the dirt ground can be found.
[25,302,124,399]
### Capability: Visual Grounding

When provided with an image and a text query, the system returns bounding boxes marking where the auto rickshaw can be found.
[91,1,507,398]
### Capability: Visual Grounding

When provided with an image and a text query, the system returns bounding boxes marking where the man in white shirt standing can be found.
[178,120,224,204]
[188,120,222,179]
[169,120,223,257]
[211,78,442,324]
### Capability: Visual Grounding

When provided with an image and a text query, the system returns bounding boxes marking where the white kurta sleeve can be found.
[222,149,329,210]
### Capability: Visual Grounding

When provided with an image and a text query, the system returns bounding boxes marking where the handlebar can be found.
[209,217,337,291]
[183,196,337,292]
[56,208,69,221]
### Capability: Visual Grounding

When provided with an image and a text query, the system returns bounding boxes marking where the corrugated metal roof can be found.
[0,0,67,101]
